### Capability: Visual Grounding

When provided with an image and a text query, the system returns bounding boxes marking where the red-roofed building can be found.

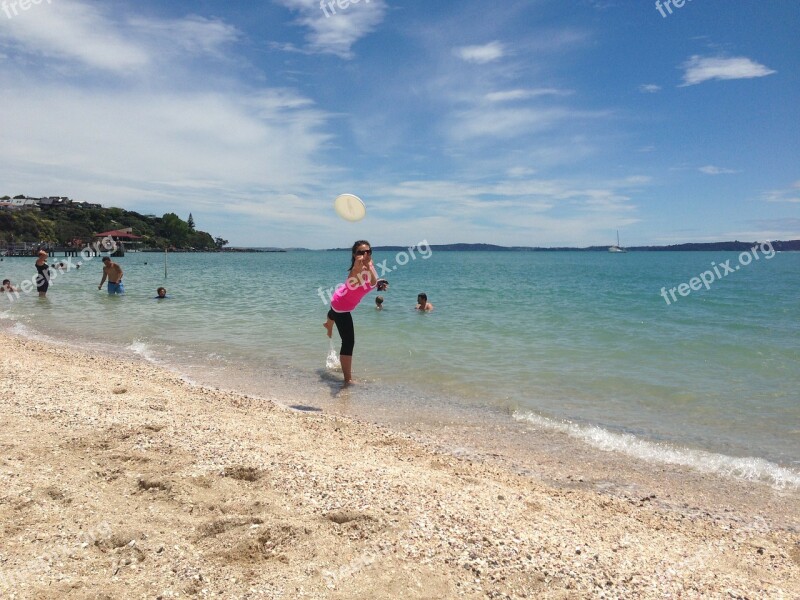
[94,228,142,240]
[94,228,143,256]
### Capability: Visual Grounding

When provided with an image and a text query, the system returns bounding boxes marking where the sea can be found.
[1,247,798,488]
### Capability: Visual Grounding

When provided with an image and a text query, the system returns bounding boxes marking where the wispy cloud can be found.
[449,107,571,141]
[276,0,387,59]
[638,83,661,93]
[699,165,737,175]
[680,55,776,86]
[454,41,505,64]
[0,0,149,72]
[507,167,537,178]
[447,105,607,142]
[129,15,240,59]
[485,88,572,102]
[761,183,800,204]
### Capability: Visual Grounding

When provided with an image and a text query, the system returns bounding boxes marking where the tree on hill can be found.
[187,213,195,231]
[157,213,191,247]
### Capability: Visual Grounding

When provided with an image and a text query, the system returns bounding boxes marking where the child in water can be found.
[415,293,434,311]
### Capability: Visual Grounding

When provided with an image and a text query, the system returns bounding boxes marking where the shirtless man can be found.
[98,257,124,294]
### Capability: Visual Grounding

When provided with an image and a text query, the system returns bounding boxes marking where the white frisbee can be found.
[333,193,366,222]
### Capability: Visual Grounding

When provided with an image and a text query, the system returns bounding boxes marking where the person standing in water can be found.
[323,240,378,384]
[98,257,124,294]
[35,250,50,297]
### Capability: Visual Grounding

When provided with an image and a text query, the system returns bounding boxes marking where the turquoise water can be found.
[1,249,798,484]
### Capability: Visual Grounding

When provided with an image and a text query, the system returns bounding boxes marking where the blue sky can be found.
[0,0,797,248]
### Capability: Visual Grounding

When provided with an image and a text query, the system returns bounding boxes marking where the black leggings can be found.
[328,309,355,356]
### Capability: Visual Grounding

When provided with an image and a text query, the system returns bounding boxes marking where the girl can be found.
[35,250,50,297]
[323,240,378,384]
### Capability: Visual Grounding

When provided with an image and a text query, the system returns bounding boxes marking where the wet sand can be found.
[0,331,798,599]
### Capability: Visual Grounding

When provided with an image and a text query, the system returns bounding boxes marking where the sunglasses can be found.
[355,249,372,256]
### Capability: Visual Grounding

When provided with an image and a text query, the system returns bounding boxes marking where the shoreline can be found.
[1,330,799,598]
[7,315,798,493]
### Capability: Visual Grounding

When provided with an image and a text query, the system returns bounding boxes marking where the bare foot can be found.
[323,320,333,338]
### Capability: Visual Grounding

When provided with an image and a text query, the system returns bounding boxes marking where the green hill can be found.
[0,205,225,251]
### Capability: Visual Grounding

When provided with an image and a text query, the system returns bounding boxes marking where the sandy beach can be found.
[0,330,798,599]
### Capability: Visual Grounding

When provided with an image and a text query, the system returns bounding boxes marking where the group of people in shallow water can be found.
[323,239,434,385]
[8,241,424,387]
[1,250,169,299]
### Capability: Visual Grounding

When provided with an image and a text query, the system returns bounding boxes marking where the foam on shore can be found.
[515,411,800,490]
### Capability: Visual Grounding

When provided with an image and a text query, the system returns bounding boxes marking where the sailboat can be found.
[608,230,627,253]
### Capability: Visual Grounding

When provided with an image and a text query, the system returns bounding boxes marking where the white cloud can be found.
[448,106,606,142]
[0,0,149,72]
[129,15,240,58]
[762,185,800,204]
[276,0,387,59]
[680,55,776,87]
[449,107,571,140]
[638,84,661,93]
[507,167,537,178]
[485,88,571,103]
[0,83,333,215]
[699,165,737,175]
[357,176,642,245]
[454,41,505,64]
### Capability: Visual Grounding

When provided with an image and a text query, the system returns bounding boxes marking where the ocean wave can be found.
[128,340,159,363]
[514,411,800,490]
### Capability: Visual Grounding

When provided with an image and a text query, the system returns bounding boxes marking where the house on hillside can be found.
[94,228,143,256]
[9,198,40,210]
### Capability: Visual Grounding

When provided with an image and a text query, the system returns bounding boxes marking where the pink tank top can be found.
[330,278,374,312]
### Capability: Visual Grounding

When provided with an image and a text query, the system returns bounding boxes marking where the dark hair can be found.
[2,279,9,285]
[417,293,427,302]
[375,295,384,303]
[157,287,166,294]
[348,239,371,271]
[102,256,111,262]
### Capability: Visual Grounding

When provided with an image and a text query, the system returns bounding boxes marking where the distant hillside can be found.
[332,240,800,252]
[0,203,226,251]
